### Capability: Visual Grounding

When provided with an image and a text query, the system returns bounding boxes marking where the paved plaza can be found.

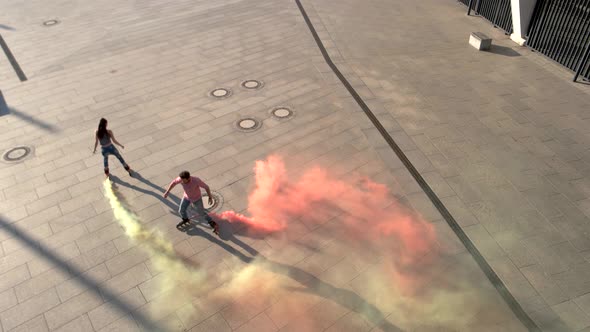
[1,0,590,331]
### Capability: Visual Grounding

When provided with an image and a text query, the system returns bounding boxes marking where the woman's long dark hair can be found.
[97,118,108,139]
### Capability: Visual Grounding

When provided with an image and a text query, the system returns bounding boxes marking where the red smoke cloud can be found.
[213,155,437,293]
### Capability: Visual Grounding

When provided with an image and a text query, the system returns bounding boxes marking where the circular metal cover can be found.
[241,80,264,90]
[2,146,32,163]
[209,88,232,99]
[235,117,262,132]
[43,19,59,27]
[202,191,223,213]
[270,106,294,120]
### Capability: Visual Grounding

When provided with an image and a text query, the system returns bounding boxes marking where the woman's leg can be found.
[111,147,130,171]
[101,147,110,176]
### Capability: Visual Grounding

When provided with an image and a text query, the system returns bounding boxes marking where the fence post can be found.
[467,0,473,15]
[573,41,590,82]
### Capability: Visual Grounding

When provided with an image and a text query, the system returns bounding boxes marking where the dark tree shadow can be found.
[489,45,521,57]
[0,90,59,132]
[110,173,181,217]
[185,223,402,332]
[0,216,162,331]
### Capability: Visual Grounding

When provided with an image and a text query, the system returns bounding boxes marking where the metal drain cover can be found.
[202,191,223,213]
[209,88,232,99]
[2,146,32,163]
[236,118,261,132]
[241,80,264,90]
[43,19,59,27]
[271,106,294,120]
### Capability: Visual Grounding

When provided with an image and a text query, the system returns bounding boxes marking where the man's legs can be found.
[192,198,219,235]
[177,197,191,228]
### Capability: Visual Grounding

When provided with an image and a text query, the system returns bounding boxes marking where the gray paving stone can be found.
[0,288,17,313]
[27,242,80,277]
[105,246,150,276]
[14,267,70,303]
[88,287,146,330]
[0,264,30,294]
[188,313,231,332]
[100,263,151,297]
[9,315,49,332]
[56,263,112,302]
[521,264,569,306]
[0,289,60,331]
[76,224,124,253]
[44,290,103,330]
[97,316,141,332]
[553,262,590,299]
[551,300,590,331]
[53,314,94,332]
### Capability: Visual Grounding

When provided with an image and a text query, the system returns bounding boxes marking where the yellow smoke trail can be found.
[103,180,208,323]
[102,170,517,332]
[103,179,325,329]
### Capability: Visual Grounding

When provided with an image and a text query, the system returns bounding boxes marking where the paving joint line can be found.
[294,0,540,330]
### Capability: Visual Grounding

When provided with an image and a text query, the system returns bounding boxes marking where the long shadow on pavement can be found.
[0,90,59,133]
[186,223,402,332]
[110,172,181,217]
[0,216,163,331]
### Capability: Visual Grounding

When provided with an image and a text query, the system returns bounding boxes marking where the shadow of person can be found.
[110,173,181,217]
[185,222,402,332]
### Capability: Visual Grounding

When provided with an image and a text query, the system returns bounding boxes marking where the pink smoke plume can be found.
[213,155,437,293]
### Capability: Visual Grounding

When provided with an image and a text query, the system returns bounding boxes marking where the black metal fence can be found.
[526,0,590,81]
[459,0,514,33]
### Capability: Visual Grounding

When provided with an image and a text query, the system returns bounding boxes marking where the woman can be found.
[93,118,132,178]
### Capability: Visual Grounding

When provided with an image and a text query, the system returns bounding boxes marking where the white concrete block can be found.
[469,32,492,51]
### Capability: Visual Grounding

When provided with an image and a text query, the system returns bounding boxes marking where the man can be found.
[163,170,219,235]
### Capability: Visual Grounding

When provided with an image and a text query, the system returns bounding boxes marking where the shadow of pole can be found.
[9,108,59,132]
[0,90,59,132]
[186,225,402,332]
[0,33,26,81]
[0,216,163,332]
[0,90,8,116]
[0,24,14,31]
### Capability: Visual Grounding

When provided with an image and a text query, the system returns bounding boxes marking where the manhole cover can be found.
[241,80,264,90]
[235,118,262,132]
[202,191,223,213]
[209,88,232,99]
[2,146,32,163]
[42,19,59,27]
[270,106,294,120]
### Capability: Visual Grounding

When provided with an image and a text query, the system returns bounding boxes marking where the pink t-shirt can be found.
[171,176,209,202]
